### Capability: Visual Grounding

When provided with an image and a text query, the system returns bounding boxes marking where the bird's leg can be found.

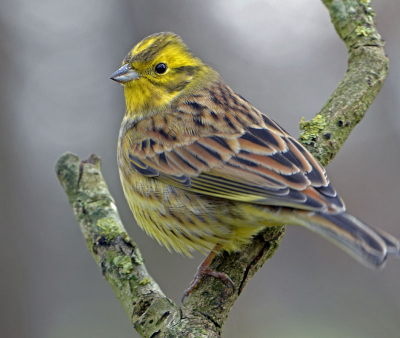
[182,243,235,302]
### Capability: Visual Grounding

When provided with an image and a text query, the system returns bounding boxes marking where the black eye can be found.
[155,63,167,74]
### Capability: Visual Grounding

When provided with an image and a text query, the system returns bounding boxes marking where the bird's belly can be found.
[119,171,282,255]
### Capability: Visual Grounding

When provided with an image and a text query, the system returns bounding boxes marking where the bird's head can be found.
[111,32,216,118]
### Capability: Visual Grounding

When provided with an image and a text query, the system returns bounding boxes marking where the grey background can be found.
[1,1,399,337]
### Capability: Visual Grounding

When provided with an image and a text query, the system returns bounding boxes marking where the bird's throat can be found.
[123,86,171,120]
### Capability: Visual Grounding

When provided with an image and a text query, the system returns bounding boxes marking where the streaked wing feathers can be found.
[125,79,344,213]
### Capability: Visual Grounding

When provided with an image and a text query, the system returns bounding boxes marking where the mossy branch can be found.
[55,1,388,336]
[303,0,388,165]
[55,152,284,337]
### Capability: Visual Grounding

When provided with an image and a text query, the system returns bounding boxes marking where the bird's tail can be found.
[294,211,400,268]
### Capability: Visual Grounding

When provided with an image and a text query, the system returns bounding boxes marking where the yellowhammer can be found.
[111,32,399,299]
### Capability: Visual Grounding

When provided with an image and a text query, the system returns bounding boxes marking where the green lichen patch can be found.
[113,255,134,279]
[355,26,373,37]
[138,277,151,285]
[97,217,124,241]
[299,114,327,145]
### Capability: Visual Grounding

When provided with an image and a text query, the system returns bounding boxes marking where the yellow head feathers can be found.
[111,32,216,118]
[124,32,198,69]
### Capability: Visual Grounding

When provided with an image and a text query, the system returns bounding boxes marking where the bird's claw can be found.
[181,266,235,303]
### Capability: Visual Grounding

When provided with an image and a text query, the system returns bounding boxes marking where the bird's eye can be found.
[155,63,167,74]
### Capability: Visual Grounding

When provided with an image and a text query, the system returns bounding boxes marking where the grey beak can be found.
[110,64,140,83]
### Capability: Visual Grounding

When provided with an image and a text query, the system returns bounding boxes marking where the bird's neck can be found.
[123,84,175,121]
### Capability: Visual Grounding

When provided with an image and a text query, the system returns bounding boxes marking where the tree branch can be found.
[55,1,388,336]
[56,154,185,337]
[302,0,388,166]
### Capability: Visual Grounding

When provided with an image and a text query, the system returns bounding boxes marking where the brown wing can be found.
[124,79,344,213]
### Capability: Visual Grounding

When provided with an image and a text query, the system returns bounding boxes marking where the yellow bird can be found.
[111,32,399,299]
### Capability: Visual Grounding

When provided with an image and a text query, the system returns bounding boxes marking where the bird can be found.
[110,32,399,300]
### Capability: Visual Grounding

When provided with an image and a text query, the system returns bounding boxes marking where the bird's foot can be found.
[181,265,235,302]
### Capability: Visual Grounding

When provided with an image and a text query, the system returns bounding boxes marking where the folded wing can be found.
[127,93,344,213]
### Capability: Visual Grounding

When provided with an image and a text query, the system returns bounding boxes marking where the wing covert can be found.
[123,78,344,213]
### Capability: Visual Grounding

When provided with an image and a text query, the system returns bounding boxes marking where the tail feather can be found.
[297,212,399,269]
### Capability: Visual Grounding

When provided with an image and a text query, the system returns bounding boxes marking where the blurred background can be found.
[1,0,399,337]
